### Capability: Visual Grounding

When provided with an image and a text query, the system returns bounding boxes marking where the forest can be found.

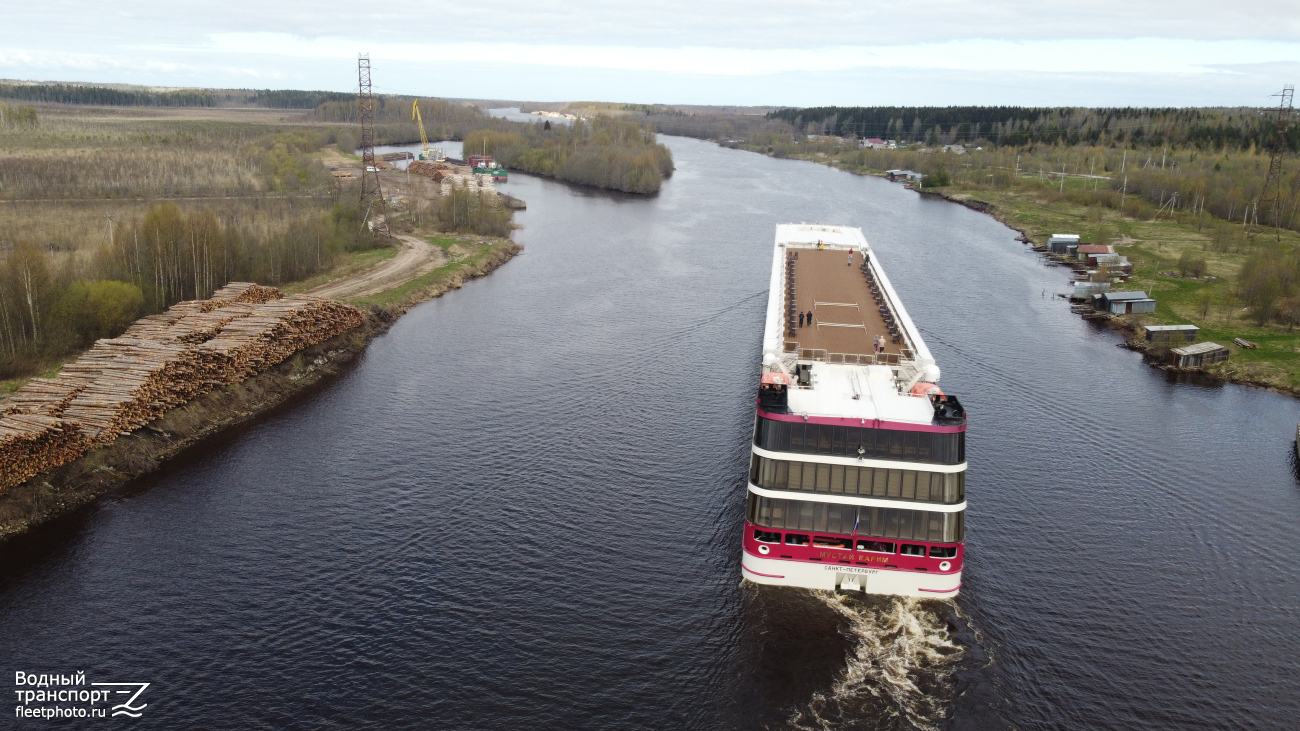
[0,83,217,108]
[649,103,1300,237]
[0,104,382,379]
[313,97,508,151]
[464,117,674,194]
[0,83,359,110]
[766,139,1300,238]
[0,85,533,380]
[766,105,1299,151]
[0,200,374,378]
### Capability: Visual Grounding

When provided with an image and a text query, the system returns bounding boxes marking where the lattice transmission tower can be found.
[357,54,390,237]
[1261,85,1294,241]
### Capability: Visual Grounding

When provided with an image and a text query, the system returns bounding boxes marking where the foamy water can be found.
[789,594,965,731]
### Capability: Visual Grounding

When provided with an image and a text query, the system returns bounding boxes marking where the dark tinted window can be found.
[856,540,896,554]
[748,494,964,543]
[929,546,958,558]
[754,530,782,544]
[900,544,926,557]
[813,536,853,549]
[784,533,809,546]
[754,416,965,465]
[751,454,964,504]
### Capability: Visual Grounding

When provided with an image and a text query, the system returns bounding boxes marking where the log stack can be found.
[203,282,284,310]
[62,337,196,444]
[408,160,456,182]
[0,283,364,493]
[2,372,99,416]
[0,413,85,491]
[194,297,364,384]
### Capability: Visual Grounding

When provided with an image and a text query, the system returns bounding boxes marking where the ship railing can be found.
[783,345,917,367]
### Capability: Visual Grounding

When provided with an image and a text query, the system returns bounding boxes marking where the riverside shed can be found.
[1071,281,1111,300]
[1048,234,1080,254]
[886,170,921,182]
[1076,244,1113,261]
[1144,324,1199,344]
[1170,341,1229,368]
[1097,290,1156,315]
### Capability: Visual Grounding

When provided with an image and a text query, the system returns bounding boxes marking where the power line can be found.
[1260,84,1294,241]
[357,54,390,238]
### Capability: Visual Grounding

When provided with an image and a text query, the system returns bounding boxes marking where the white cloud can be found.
[0,1,1295,105]
[186,34,1300,77]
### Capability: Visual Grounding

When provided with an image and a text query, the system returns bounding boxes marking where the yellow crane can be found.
[412,100,431,160]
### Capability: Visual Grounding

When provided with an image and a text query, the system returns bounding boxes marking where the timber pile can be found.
[3,372,98,416]
[194,297,364,384]
[0,413,85,491]
[62,338,196,444]
[203,282,283,310]
[0,283,363,492]
[440,173,498,199]
[408,160,456,182]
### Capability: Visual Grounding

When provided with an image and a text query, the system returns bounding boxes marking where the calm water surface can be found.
[2,137,1299,730]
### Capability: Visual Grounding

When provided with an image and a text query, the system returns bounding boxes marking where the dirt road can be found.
[308,235,448,300]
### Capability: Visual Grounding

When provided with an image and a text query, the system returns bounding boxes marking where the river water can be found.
[2,136,1299,729]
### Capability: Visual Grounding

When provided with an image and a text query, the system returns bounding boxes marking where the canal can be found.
[2,136,1298,729]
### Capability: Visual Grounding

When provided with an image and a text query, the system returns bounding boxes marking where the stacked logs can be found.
[441,173,497,197]
[3,372,98,417]
[0,283,364,493]
[0,413,86,491]
[408,160,455,182]
[62,338,196,444]
[203,282,283,310]
[194,298,364,385]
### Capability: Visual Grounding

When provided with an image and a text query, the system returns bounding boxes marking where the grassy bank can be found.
[746,145,1300,395]
[354,236,519,310]
[929,183,1300,391]
[282,247,400,294]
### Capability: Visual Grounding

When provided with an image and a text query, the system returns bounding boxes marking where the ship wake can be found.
[788,593,963,731]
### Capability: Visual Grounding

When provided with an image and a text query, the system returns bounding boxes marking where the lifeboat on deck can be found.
[758,372,792,410]
[911,381,944,399]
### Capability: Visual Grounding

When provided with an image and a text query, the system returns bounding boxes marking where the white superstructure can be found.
[742,224,968,598]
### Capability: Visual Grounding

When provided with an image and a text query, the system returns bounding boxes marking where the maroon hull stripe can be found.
[757,408,966,434]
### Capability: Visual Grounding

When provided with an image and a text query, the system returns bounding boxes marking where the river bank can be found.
[0,237,519,541]
[3,133,1299,730]
[753,148,1300,398]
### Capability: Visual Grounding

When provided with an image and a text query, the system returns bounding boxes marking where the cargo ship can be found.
[467,155,508,182]
[742,224,967,598]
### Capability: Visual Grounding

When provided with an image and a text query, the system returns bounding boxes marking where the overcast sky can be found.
[2,1,1297,107]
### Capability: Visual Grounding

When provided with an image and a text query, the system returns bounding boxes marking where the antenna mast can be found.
[357,54,390,237]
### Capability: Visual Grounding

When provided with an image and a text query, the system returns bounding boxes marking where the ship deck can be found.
[785,247,900,356]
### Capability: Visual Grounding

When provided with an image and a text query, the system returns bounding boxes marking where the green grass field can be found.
[797,151,1300,394]
[355,239,507,308]
[281,246,401,294]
